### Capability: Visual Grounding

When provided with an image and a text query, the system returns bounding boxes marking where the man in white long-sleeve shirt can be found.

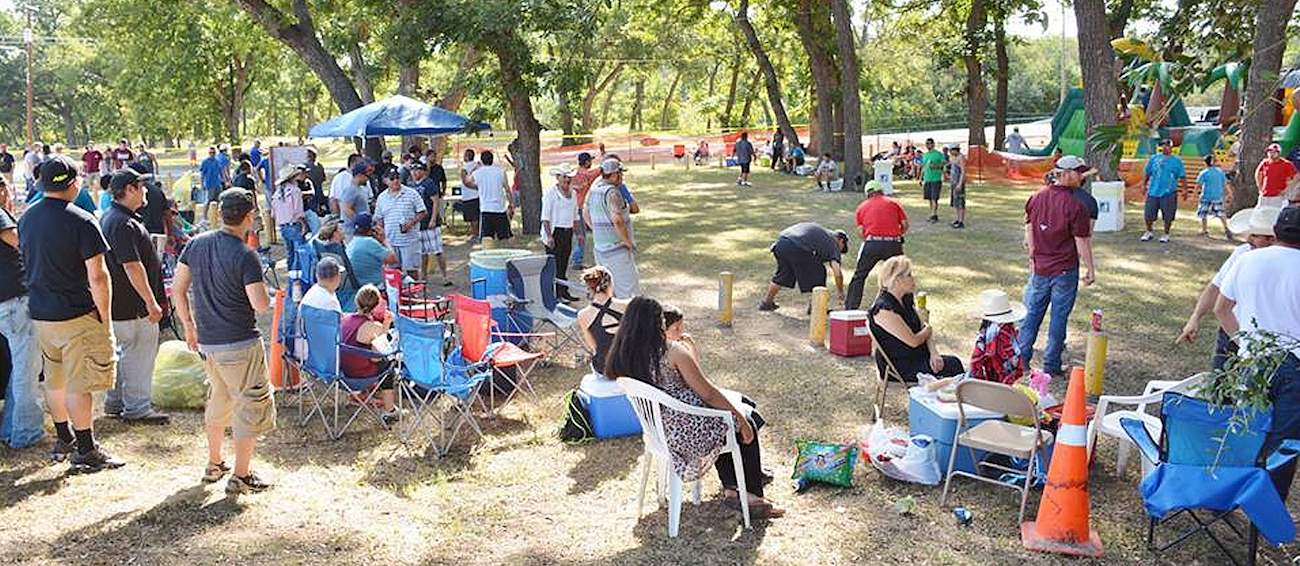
[541,164,580,301]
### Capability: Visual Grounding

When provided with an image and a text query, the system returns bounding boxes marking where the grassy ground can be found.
[1,162,1290,565]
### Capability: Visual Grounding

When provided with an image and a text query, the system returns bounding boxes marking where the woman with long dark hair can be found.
[605,297,783,518]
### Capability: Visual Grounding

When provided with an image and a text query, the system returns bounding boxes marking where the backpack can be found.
[558,389,594,443]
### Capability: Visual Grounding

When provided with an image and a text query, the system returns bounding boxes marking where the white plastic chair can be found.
[616,378,752,538]
[1087,372,1207,477]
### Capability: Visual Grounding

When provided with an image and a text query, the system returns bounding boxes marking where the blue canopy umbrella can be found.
[308,95,488,138]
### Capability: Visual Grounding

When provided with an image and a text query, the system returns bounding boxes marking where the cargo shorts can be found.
[34,312,118,394]
[203,340,277,440]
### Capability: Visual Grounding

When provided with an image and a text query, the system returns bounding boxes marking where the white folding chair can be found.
[616,378,752,538]
[1087,372,1207,477]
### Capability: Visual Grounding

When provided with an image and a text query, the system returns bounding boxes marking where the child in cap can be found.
[1196,154,1230,239]
[968,289,1026,384]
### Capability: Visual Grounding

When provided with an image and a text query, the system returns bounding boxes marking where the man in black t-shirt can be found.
[173,188,275,494]
[0,175,45,449]
[758,222,848,312]
[409,162,452,286]
[0,143,14,186]
[19,156,124,472]
[129,162,168,235]
[101,169,170,425]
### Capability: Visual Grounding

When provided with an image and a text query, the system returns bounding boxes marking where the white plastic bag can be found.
[860,421,942,486]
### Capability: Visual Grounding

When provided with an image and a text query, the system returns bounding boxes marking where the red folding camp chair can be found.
[450,294,551,416]
[383,268,449,321]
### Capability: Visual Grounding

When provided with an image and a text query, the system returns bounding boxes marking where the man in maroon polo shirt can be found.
[845,180,909,310]
[1017,155,1097,377]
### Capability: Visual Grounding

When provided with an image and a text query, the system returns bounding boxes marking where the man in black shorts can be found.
[465,150,513,242]
[734,131,754,186]
[758,222,848,311]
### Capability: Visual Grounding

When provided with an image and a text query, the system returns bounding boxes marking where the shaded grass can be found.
[1,162,1294,565]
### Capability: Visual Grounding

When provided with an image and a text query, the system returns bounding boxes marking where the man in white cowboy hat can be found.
[542,163,580,301]
[270,164,310,272]
[1177,206,1281,369]
[970,289,1028,384]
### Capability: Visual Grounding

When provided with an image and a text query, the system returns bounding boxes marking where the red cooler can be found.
[829,310,872,357]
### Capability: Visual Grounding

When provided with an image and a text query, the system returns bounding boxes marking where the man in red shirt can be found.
[845,180,908,310]
[570,152,602,268]
[1017,155,1096,377]
[1255,143,1298,206]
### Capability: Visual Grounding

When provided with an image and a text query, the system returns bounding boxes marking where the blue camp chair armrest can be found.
[506,293,532,305]
[1121,416,1160,464]
[338,343,398,360]
[1267,438,1300,473]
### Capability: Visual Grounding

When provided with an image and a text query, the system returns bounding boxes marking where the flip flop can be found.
[721,493,783,519]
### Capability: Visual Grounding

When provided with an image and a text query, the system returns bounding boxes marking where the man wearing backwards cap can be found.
[100,168,170,425]
[1018,154,1096,377]
[1141,138,1185,243]
[758,222,849,312]
[1255,142,1298,208]
[19,155,124,471]
[1215,206,1300,445]
[585,158,639,298]
[1178,205,1281,370]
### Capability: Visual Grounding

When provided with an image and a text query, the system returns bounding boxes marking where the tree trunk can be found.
[739,68,760,126]
[993,17,1009,151]
[581,63,623,132]
[962,0,988,147]
[349,42,376,105]
[558,90,579,147]
[832,0,864,190]
[659,68,681,130]
[431,47,483,159]
[491,34,544,235]
[398,63,420,152]
[233,54,252,143]
[795,0,840,159]
[1074,0,1121,181]
[600,74,622,128]
[630,79,645,131]
[1235,0,1299,211]
[59,102,77,146]
[733,0,800,147]
[705,59,722,130]
[721,52,742,128]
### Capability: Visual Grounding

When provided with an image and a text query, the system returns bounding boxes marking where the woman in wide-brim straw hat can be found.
[969,289,1028,384]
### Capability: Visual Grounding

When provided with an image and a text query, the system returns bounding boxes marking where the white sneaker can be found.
[1158,234,1170,243]
[1139,232,1154,242]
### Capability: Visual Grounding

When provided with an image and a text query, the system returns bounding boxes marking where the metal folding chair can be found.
[395,316,490,455]
[867,322,909,421]
[298,305,399,439]
[450,294,550,416]
[504,255,590,366]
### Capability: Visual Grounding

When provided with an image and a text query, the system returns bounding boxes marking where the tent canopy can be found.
[308,95,488,138]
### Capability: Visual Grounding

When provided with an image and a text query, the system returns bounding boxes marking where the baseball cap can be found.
[865,179,884,193]
[315,256,345,280]
[409,161,427,171]
[1054,155,1096,176]
[218,188,256,220]
[127,161,152,175]
[1267,143,1283,153]
[1159,138,1173,147]
[110,168,151,194]
[577,152,593,164]
[382,149,394,160]
[381,168,401,180]
[39,155,77,191]
[1275,207,1300,245]
[351,160,374,176]
[354,212,374,232]
[599,158,626,175]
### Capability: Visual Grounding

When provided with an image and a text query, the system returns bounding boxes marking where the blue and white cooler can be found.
[908,386,1003,475]
[579,374,641,439]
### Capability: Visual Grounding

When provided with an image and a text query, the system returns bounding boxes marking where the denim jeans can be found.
[280,223,306,272]
[105,317,161,418]
[1267,355,1300,454]
[570,214,589,268]
[0,296,46,448]
[1017,269,1079,374]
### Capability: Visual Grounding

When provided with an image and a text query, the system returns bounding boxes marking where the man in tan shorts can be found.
[172,187,275,494]
[18,155,124,472]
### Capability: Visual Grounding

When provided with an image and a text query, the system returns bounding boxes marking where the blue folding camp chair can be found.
[395,316,491,456]
[299,305,400,440]
[505,255,589,365]
[1123,392,1300,566]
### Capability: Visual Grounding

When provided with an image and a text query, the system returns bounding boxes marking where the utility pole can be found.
[24,6,34,147]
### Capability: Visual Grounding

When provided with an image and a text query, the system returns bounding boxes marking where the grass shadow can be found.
[0,462,66,511]
[565,437,641,495]
[45,485,244,563]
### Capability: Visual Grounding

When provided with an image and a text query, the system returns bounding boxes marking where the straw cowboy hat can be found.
[977,289,1027,324]
[276,163,308,185]
[1227,205,1282,237]
[549,163,577,177]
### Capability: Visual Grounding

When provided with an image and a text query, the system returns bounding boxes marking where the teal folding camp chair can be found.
[299,305,399,439]
[395,316,490,455]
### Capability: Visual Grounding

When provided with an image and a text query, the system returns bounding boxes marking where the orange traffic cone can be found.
[1021,366,1103,557]
[268,288,287,388]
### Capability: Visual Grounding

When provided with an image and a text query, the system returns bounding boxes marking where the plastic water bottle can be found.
[792,477,812,493]
[953,506,973,526]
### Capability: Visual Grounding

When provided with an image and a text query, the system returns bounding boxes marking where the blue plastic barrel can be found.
[468,249,532,299]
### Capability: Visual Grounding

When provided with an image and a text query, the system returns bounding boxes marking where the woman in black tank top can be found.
[575,266,630,376]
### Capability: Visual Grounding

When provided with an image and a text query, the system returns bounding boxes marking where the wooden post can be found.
[809,286,830,347]
[1085,331,1108,396]
[651,154,656,170]
[718,271,734,327]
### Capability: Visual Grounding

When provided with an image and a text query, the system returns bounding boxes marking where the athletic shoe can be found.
[954,222,966,229]
[50,439,76,463]
[1159,234,1170,243]
[123,410,170,425]
[69,447,126,474]
[226,472,272,495]
[757,301,780,312]
[950,220,960,228]
[203,461,232,483]
[928,215,938,223]
[1139,232,1154,242]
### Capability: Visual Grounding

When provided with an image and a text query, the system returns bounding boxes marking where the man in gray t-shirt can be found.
[335,160,373,239]
[734,131,755,187]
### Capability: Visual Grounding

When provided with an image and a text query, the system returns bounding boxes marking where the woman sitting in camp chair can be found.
[576,266,629,377]
[693,140,711,165]
[867,256,965,382]
[339,285,400,424]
